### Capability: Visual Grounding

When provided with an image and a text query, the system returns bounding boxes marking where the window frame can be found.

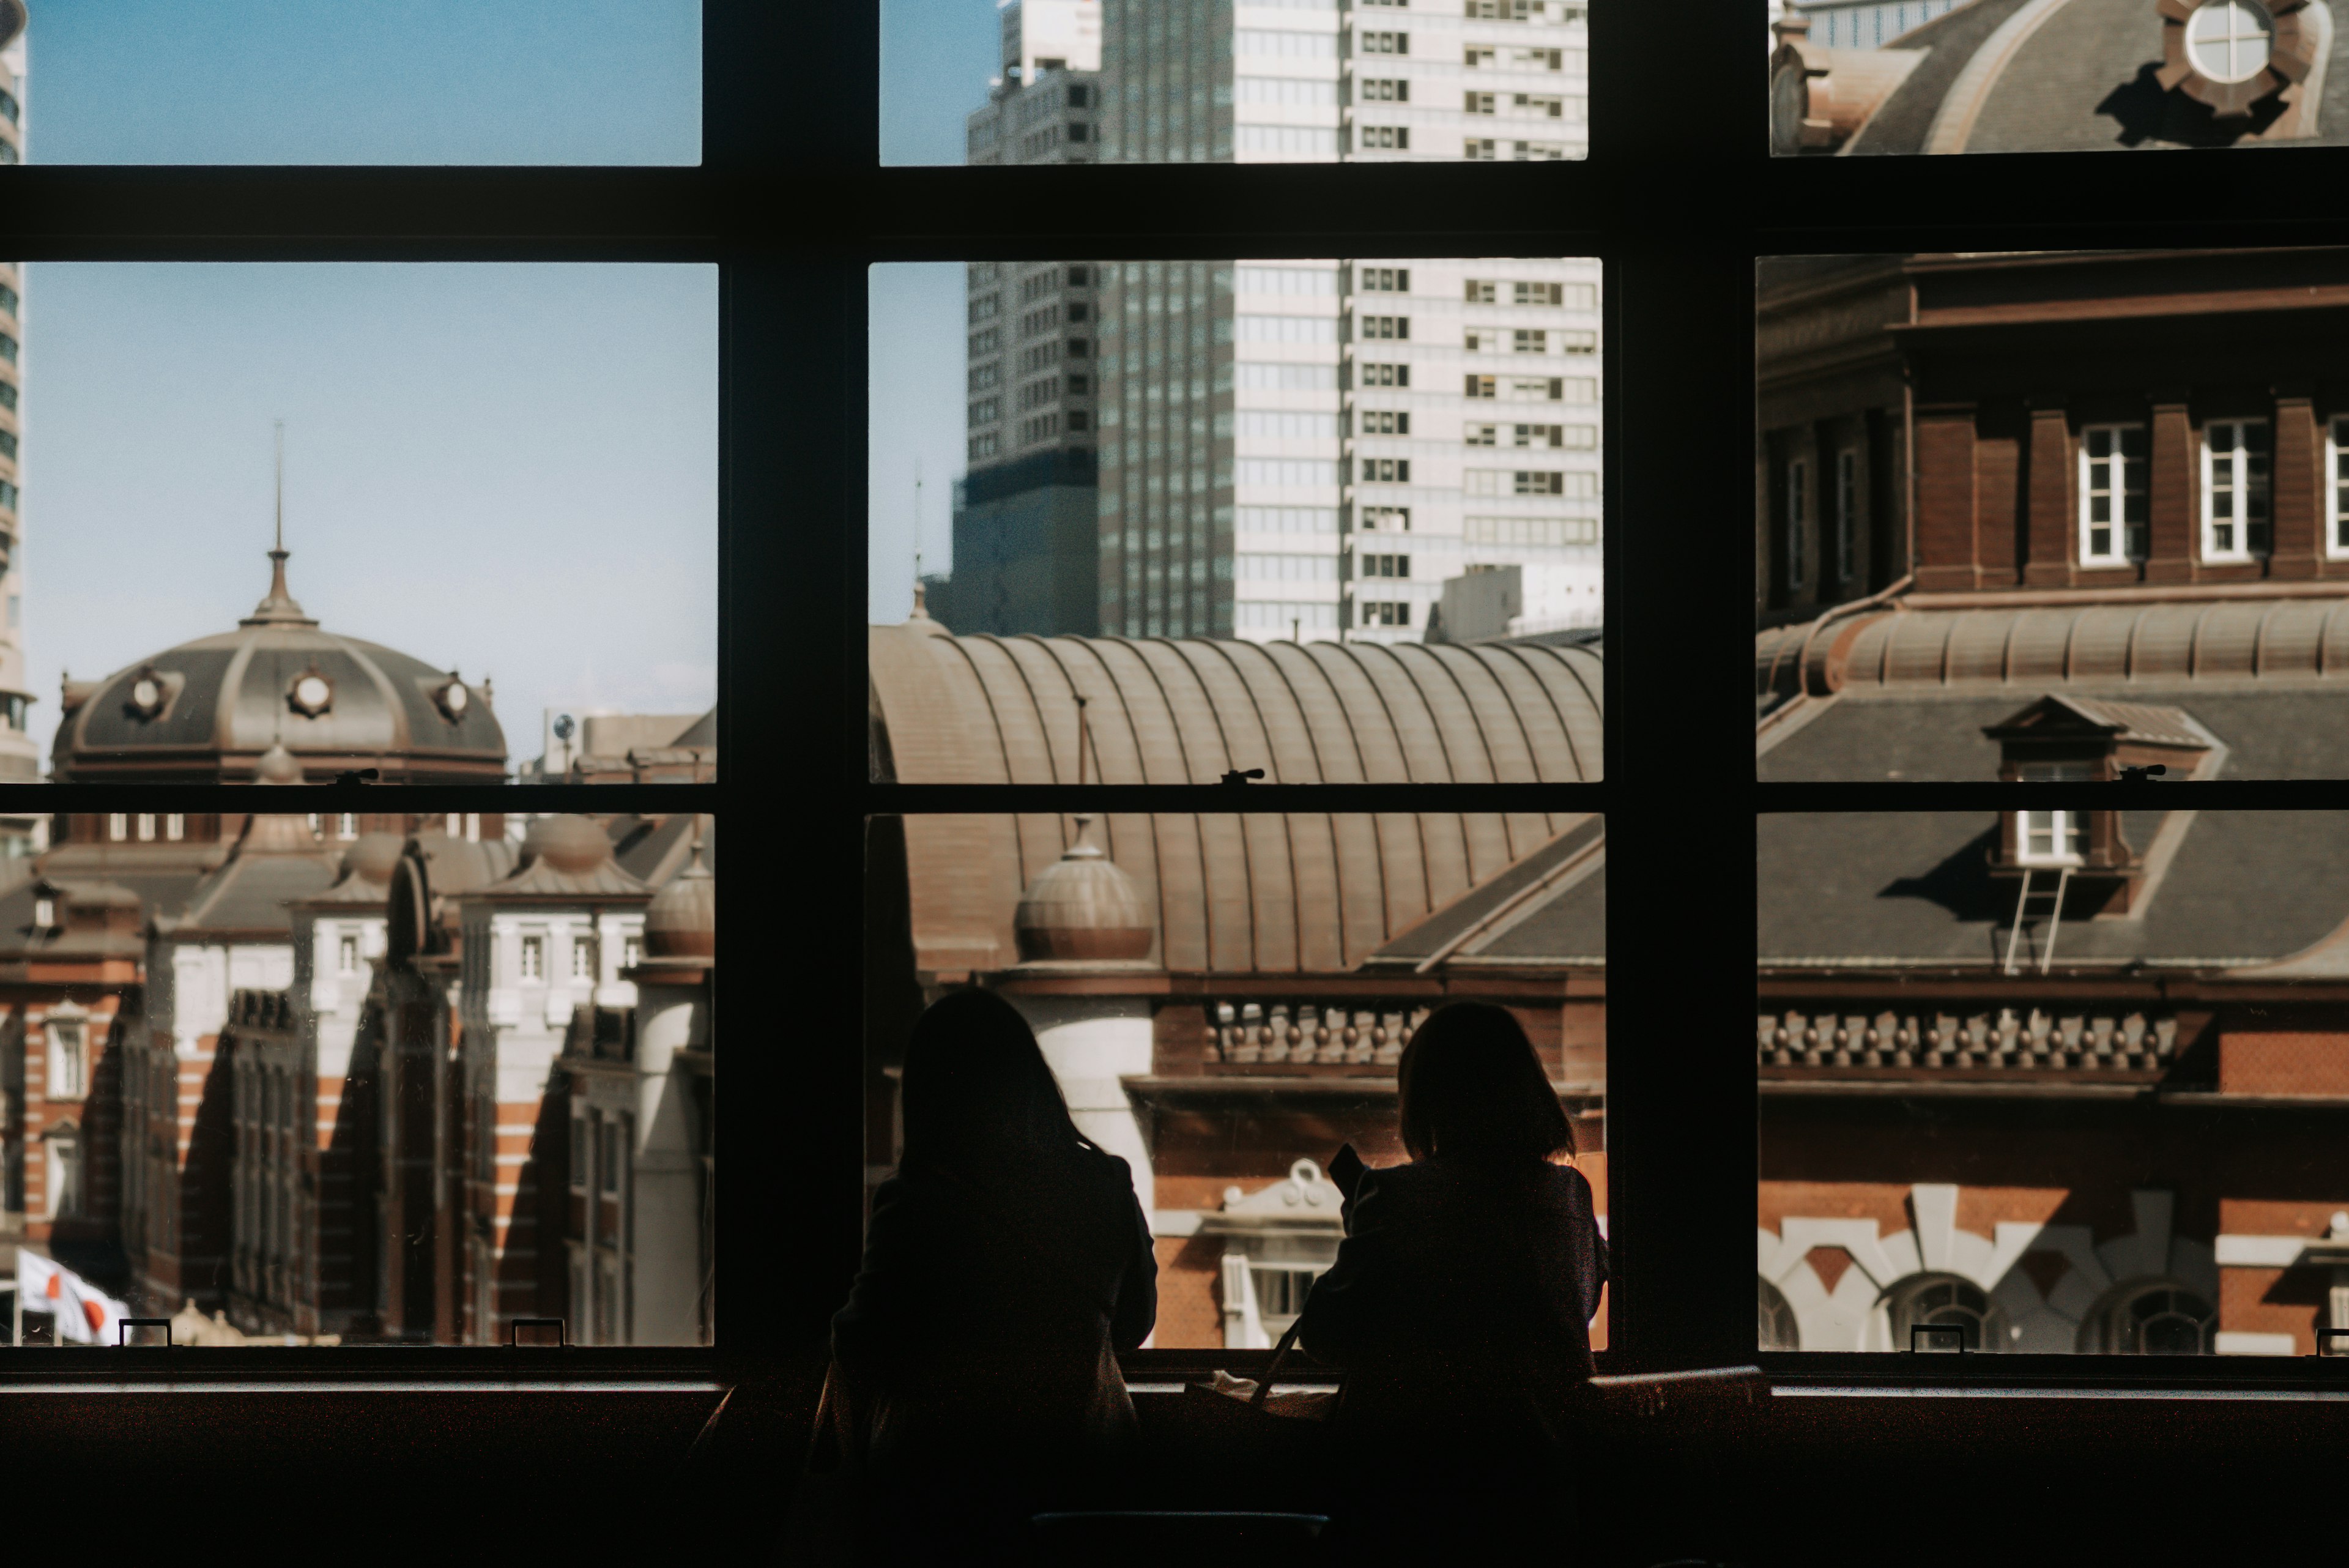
[2329,414,2349,561]
[2200,417,2271,563]
[12,0,2331,1406]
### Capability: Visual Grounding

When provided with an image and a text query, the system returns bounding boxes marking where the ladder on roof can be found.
[2002,865,2073,977]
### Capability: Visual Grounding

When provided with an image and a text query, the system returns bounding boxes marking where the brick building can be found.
[1753,248,2349,1356]
[867,613,1606,1348]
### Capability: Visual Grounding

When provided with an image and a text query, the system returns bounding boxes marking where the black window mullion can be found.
[1598,0,1755,1370]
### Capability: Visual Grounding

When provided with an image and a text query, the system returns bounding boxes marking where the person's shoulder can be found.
[1081,1143,1138,1189]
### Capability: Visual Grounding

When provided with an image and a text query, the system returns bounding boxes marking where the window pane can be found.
[16,264,715,787]
[867,811,1607,1350]
[1768,0,2326,156]
[870,257,1603,779]
[881,0,1586,166]
[13,811,714,1347]
[5,1,697,165]
[1759,250,2349,779]
[1759,809,2349,1358]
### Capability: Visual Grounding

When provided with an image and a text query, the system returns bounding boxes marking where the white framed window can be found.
[136,813,156,842]
[1834,448,1859,583]
[2329,415,2349,560]
[2202,418,2271,561]
[572,935,598,981]
[338,812,357,839]
[338,934,360,976]
[165,814,185,841]
[107,814,127,842]
[33,896,53,928]
[1786,458,1809,589]
[2018,811,2084,866]
[2015,762,2092,866]
[48,1018,87,1099]
[519,934,545,982]
[2079,423,2149,565]
[46,1129,83,1222]
[623,935,644,969]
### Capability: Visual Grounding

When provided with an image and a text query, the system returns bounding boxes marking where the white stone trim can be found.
[2216,1234,2310,1267]
[2216,1331,2298,1356]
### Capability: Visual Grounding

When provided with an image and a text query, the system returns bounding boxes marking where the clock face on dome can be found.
[445,681,468,714]
[131,678,160,712]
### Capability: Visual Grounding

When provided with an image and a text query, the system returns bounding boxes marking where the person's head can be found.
[899,987,1091,1172]
[1397,1001,1576,1165]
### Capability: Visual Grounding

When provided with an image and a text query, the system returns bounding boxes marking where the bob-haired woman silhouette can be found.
[1296,1000,1608,1558]
[828,988,1157,1562]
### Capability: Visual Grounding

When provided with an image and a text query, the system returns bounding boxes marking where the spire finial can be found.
[244,421,318,627]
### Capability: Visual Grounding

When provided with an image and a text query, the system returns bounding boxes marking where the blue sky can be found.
[20,264,719,765]
[19,0,700,165]
[9,7,715,768]
[872,1,1009,622]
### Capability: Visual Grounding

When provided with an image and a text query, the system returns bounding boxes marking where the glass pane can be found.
[14,264,714,786]
[1768,0,2327,155]
[4,1,697,165]
[10,811,713,1346]
[1759,809,2349,1358]
[1759,251,2349,778]
[866,811,1607,1350]
[881,0,1586,166]
[870,257,1603,780]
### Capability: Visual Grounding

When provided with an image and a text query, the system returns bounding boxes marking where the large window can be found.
[2331,415,2349,559]
[2079,424,2149,567]
[2203,418,2272,562]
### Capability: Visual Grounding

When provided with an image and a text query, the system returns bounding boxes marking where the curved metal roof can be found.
[870,622,1604,976]
[1759,594,2349,704]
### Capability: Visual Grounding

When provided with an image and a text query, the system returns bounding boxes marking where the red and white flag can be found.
[16,1250,132,1345]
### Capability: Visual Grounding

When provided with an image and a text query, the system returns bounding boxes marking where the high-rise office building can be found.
[0,2,40,796]
[1097,256,1601,642]
[940,2,1106,636]
[944,0,1602,645]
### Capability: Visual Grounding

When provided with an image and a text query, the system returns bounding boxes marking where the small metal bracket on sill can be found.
[2120,765,2167,783]
[510,1318,566,1348]
[1221,768,1266,787]
[2316,1328,2349,1359]
[1909,1325,1967,1354]
[116,1318,173,1347]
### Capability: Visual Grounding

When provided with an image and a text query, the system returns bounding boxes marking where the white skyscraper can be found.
[948,0,1603,645]
[0,1,40,798]
[1092,0,1599,645]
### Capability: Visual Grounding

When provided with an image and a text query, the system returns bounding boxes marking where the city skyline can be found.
[20,262,718,768]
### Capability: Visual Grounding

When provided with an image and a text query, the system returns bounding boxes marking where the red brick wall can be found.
[2219,1032,2349,1096]
[1153,1235,1224,1349]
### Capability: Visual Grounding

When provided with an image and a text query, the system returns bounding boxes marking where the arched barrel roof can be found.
[870,622,1605,977]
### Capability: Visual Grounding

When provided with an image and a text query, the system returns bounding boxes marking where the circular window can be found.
[2187,0,2274,84]
[1889,1276,2011,1351]
[289,664,334,717]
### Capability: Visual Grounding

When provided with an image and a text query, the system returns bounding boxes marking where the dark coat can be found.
[829,1143,1158,1473]
[1295,1156,1607,1446]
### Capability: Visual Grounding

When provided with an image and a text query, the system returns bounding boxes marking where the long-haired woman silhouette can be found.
[1296,1000,1608,1560]
[829,988,1157,1563]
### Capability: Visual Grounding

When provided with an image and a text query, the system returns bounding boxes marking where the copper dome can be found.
[644,828,714,959]
[522,814,613,874]
[53,546,507,784]
[343,832,405,886]
[1013,818,1156,964]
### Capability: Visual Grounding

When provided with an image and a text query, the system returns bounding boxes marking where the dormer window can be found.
[1983,696,2215,884]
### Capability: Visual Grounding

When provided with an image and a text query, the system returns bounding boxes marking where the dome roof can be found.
[344,833,404,885]
[53,548,507,784]
[524,814,613,874]
[1013,818,1156,965]
[644,828,714,959]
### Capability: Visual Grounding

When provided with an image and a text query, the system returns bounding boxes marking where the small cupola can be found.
[1012,815,1156,965]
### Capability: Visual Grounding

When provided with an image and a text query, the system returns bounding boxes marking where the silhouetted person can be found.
[829,989,1157,1564]
[1295,1001,1606,1561]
